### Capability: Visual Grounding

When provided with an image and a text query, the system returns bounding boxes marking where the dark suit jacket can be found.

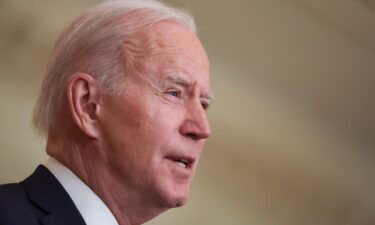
[0,165,86,225]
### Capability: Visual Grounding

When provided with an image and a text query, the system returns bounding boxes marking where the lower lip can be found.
[166,159,192,178]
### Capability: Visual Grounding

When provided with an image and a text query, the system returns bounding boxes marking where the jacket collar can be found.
[21,165,86,225]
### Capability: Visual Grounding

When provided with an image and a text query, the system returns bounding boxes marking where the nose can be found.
[179,101,211,141]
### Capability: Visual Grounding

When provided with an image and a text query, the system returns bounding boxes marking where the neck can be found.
[46,133,167,225]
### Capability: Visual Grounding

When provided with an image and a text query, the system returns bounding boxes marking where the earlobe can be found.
[68,73,101,138]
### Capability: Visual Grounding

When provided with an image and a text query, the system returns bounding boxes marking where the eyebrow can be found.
[164,75,215,102]
[164,75,191,87]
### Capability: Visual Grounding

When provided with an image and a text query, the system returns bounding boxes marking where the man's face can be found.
[99,21,211,208]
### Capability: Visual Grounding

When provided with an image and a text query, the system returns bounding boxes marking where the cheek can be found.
[101,92,186,158]
[147,104,184,140]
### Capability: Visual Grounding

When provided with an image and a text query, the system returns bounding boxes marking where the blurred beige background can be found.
[1,0,375,224]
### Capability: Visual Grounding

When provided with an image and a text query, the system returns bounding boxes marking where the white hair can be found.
[33,0,196,137]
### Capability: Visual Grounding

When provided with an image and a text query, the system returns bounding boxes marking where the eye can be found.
[166,90,181,98]
[201,101,210,110]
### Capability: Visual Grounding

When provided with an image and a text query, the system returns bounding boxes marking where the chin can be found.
[155,184,190,208]
[170,194,188,208]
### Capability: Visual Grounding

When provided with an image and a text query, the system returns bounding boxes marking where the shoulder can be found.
[0,183,27,224]
[0,182,45,225]
[0,182,27,206]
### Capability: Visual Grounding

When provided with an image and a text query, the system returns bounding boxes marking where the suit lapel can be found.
[39,206,86,225]
[21,165,86,225]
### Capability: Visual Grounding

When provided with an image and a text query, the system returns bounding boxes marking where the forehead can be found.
[122,21,210,90]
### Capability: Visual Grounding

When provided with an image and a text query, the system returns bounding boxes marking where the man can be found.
[0,0,212,224]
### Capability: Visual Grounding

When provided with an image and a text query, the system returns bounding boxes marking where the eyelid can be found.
[164,86,211,110]
[166,88,182,97]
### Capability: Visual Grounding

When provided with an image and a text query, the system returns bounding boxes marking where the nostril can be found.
[186,132,199,140]
[180,117,211,140]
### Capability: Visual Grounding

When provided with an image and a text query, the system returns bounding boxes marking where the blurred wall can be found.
[0,0,374,225]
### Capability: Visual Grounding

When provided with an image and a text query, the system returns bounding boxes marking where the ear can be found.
[67,73,101,138]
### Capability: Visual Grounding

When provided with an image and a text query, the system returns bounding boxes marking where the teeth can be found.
[174,159,189,168]
[170,158,190,168]
[176,161,187,168]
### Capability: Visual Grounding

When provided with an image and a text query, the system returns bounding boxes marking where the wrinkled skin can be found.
[97,21,212,223]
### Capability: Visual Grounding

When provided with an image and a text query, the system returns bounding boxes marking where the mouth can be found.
[166,156,195,169]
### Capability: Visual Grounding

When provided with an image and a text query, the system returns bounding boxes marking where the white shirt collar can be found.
[45,157,119,225]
